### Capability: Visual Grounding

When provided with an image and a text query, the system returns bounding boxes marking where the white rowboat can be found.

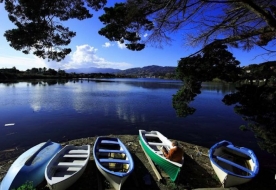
[209,140,259,187]
[93,137,134,190]
[45,145,90,190]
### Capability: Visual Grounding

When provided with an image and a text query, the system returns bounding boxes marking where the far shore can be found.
[0,135,275,190]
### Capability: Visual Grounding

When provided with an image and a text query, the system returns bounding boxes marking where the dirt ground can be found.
[0,135,275,190]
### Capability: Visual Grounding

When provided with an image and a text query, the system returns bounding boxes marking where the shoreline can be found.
[0,135,275,190]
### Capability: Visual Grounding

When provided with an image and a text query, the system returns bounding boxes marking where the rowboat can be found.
[45,145,90,190]
[0,140,62,190]
[139,130,184,181]
[93,137,134,190]
[209,140,259,187]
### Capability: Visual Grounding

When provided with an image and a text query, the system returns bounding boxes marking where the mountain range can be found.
[65,67,121,74]
[65,65,177,76]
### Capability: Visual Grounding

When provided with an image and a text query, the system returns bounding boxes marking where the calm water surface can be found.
[0,78,273,165]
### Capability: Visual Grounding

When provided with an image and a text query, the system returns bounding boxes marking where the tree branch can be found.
[238,0,276,30]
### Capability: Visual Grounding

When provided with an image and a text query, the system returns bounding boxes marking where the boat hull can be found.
[93,137,134,190]
[96,164,127,190]
[45,145,90,190]
[139,130,183,181]
[209,140,259,187]
[0,140,62,190]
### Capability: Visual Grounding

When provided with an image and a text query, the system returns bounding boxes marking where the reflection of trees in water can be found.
[1,82,18,87]
[175,82,276,156]
[173,44,240,117]
[123,81,182,89]
[1,79,70,86]
[86,79,183,89]
[27,79,69,86]
[223,85,276,156]
[172,82,237,117]
[173,44,276,156]
[202,82,236,94]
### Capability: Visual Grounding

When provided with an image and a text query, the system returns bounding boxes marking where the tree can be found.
[1,0,107,61]
[98,2,153,51]
[47,68,58,75]
[173,44,241,117]
[99,0,276,55]
[31,67,38,73]
[58,68,66,76]
[1,0,275,60]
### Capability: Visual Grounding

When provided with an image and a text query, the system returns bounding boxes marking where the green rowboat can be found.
[139,130,184,181]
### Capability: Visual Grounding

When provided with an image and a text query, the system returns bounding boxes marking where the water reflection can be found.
[1,79,273,166]
[174,78,276,158]
[0,79,237,124]
[202,82,236,94]
[223,84,276,156]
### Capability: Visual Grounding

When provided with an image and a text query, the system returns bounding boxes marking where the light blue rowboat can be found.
[93,137,134,190]
[209,140,259,187]
[0,140,62,190]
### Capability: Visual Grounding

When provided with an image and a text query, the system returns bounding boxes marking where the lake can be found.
[0,78,274,165]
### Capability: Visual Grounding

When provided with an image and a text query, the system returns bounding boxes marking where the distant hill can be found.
[65,65,177,78]
[65,67,121,74]
[116,65,176,76]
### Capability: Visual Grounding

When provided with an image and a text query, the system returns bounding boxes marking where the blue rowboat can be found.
[93,137,134,190]
[209,140,259,187]
[0,140,62,190]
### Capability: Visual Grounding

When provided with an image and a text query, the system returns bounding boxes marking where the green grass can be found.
[239,125,248,131]
[12,181,35,190]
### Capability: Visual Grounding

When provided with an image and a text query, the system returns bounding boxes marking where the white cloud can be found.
[102,42,112,48]
[103,41,126,49]
[71,45,98,64]
[143,33,148,38]
[117,41,126,49]
[46,44,132,70]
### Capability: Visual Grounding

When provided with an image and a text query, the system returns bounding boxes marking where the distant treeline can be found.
[0,66,176,80]
[0,67,131,80]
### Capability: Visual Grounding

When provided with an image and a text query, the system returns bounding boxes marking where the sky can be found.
[0,3,275,71]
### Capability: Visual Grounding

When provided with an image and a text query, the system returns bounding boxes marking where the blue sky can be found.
[0,3,275,71]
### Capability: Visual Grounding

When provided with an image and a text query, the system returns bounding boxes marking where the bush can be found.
[12,181,35,190]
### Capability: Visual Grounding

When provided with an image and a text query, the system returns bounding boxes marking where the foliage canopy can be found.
[1,0,276,60]
[98,0,276,54]
[173,44,241,117]
[1,0,107,61]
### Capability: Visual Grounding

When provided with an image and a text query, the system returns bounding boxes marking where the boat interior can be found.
[50,165,81,179]
[48,148,88,180]
[101,162,130,172]
[212,146,252,176]
[98,143,126,159]
[144,134,168,155]
[97,141,130,172]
